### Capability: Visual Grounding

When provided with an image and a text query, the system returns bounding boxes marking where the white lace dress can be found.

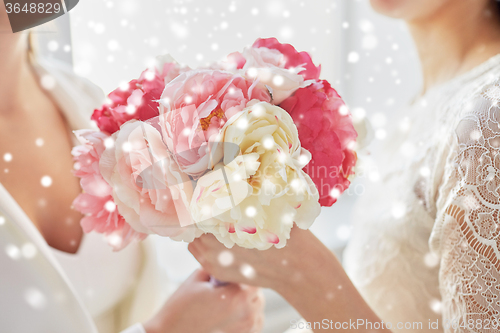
[342,54,500,333]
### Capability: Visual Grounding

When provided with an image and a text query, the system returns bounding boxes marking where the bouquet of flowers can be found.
[72,38,358,251]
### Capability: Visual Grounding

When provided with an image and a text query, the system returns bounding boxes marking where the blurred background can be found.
[34,0,422,332]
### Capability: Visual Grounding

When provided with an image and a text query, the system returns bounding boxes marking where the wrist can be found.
[274,237,339,298]
[271,256,315,297]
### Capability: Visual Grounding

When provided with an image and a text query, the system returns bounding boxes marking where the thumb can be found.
[189,268,211,282]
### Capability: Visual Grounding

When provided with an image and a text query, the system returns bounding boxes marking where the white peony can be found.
[240,47,311,105]
[191,101,321,250]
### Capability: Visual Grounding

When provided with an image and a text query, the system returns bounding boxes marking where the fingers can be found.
[249,297,265,333]
[188,242,212,276]
[191,237,237,262]
[212,284,264,333]
[188,242,206,265]
[240,284,260,293]
[189,268,211,282]
[251,311,265,333]
[238,287,265,333]
[250,289,265,333]
[242,285,264,307]
[197,233,228,251]
[215,283,261,306]
[239,284,259,298]
[216,281,242,295]
[197,233,217,243]
[187,242,201,261]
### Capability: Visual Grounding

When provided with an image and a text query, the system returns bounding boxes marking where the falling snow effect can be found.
[41,176,53,188]
[24,288,48,310]
[0,3,476,333]
[217,250,234,267]
[29,2,429,309]
[35,138,44,147]
[240,263,256,279]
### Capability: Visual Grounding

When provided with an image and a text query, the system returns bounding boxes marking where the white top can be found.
[343,54,500,332]
[0,57,166,333]
[52,233,141,332]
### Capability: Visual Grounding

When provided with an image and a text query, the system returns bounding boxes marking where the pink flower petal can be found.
[241,227,257,234]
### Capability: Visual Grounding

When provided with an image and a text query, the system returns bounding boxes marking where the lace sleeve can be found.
[432,89,500,332]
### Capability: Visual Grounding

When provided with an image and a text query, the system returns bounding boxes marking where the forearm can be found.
[189,228,392,331]
[273,236,392,332]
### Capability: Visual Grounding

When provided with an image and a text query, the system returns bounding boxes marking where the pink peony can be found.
[91,60,185,134]
[226,51,246,69]
[240,47,306,104]
[159,70,271,177]
[72,193,146,251]
[71,130,147,250]
[252,37,321,81]
[217,46,306,105]
[72,130,112,197]
[280,80,357,206]
[213,52,247,71]
[99,120,202,240]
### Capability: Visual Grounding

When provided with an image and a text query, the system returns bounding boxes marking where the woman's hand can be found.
[188,228,391,332]
[143,269,264,333]
[188,227,328,292]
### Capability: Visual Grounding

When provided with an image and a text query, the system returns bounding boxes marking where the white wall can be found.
[342,0,421,120]
[69,0,340,93]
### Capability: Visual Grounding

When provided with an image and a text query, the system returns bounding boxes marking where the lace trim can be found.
[411,53,500,107]
[434,89,500,332]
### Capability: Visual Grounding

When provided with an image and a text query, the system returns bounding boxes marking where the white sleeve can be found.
[432,86,500,332]
[119,323,146,333]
